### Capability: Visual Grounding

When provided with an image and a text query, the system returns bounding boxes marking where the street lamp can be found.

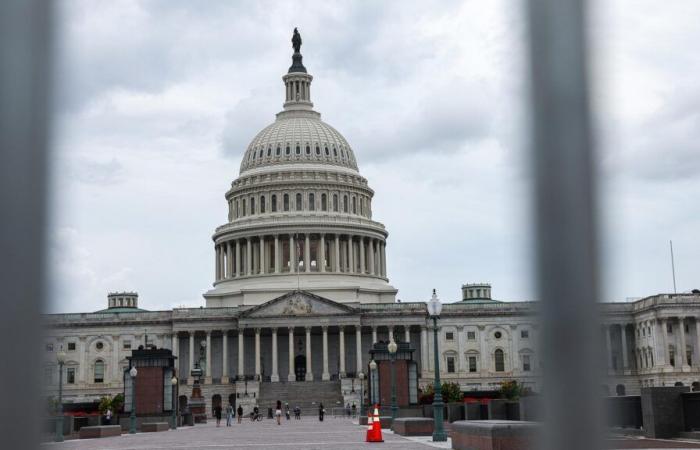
[171,375,178,429]
[387,339,398,421]
[358,371,365,417]
[369,360,377,408]
[129,366,138,434]
[55,348,66,442]
[427,289,447,441]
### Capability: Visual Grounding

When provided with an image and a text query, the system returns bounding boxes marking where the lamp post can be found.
[129,366,138,434]
[428,289,447,442]
[54,348,66,442]
[358,371,365,417]
[369,359,377,409]
[387,339,398,421]
[171,375,178,429]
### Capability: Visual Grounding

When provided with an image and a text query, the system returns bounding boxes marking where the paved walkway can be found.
[41,418,447,450]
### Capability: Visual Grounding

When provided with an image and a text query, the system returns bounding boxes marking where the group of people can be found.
[211,401,327,426]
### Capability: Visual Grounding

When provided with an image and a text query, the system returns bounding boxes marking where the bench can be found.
[78,425,122,439]
[392,418,434,436]
[451,420,540,450]
[141,422,170,432]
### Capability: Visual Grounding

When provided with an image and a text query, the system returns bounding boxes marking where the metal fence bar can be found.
[525,1,603,449]
[0,1,53,449]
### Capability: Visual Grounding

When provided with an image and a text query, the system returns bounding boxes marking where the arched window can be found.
[325,146,329,156]
[94,360,105,383]
[343,195,348,213]
[235,200,239,218]
[271,194,277,212]
[333,194,338,212]
[259,149,263,158]
[316,145,321,155]
[250,197,255,215]
[495,349,505,372]
[252,151,256,160]
[352,196,357,214]
[276,146,281,156]
[333,147,338,157]
[360,197,364,215]
[285,145,290,155]
[283,194,289,212]
[615,384,626,396]
[260,195,266,213]
[241,199,247,216]
[305,145,311,155]
[308,193,315,211]
[321,193,327,211]
[267,147,271,156]
[296,193,302,211]
[295,145,301,155]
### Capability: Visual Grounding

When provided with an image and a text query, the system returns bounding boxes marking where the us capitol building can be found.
[44,31,700,411]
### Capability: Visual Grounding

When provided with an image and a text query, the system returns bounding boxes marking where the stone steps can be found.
[258,380,344,414]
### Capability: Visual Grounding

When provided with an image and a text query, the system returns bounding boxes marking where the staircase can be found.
[258,381,344,415]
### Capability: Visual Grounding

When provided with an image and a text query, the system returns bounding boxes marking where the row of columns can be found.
[214,234,387,281]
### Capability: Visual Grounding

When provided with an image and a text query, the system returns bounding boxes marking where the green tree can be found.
[499,380,524,400]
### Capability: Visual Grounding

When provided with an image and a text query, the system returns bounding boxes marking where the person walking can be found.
[318,402,325,422]
[237,405,243,424]
[285,402,290,420]
[226,403,233,427]
[104,408,112,425]
[294,405,301,420]
[351,403,356,418]
[214,404,222,427]
[275,400,282,425]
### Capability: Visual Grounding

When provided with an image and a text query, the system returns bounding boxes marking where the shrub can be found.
[418,382,463,404]
[499,380,526,400]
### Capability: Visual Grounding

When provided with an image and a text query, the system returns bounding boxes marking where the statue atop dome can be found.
[292,27,302,54]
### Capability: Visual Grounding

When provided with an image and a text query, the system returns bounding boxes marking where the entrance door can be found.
[294,355,306,381]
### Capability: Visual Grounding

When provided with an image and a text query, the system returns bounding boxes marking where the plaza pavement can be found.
[41,417,450,450]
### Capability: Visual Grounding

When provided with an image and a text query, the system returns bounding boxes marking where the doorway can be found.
[294,355,306,381]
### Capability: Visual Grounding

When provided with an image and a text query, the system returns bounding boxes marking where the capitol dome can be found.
[204,30,396,307]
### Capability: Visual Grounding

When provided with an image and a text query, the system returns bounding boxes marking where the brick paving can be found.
[41,418,442,450]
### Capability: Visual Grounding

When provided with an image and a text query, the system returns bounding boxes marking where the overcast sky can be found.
[47,1,700,313]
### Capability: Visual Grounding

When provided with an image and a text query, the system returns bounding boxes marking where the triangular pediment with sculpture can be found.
[241,290,356,318]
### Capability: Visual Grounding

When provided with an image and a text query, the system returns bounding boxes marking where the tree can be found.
[418,382,463,404]
[499,380,526,400]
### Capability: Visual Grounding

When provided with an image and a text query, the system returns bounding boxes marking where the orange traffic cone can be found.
[368,404,384,442]
[365,411,375,442]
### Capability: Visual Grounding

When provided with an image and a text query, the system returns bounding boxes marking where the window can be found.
[67,367,75,384]
[352,196,356,214]
[123,340,131,350]
[95,341,104,350]
[308,193,315,211]
[315,145,320,155]
[642,328,645,337]
[235,200,239,218]
[325,146,329,156]
[283,194,289,211]
[67,342,76,351]
[276,146,281,156]
[295,145,300,155]
[295,193,302,211]
[445,332,454,341]
[667,323,673,334]
[321,193,327,211]
[260,195,266,213]
[685,323,690,333]
[467,331,476,340]
[469,356,477,372]
[447,356,455,373]
[688,350,693,367]
[495,349,505,372]
[523,355,532,372]
[250,197,255,214]
[271,194,277,212]
[267,147,271,156]
[242,199,246,216]
[333,147,338,157]
[521,330,529,339]
[285,145,290,155]
[333,194,338,212]
[305,145,310,155]
[494,331,502,339]
[669,348,676,367]
[46,343,53,352]
[259,149,263,158]
[343,195,348,213]
[94,360,105,383]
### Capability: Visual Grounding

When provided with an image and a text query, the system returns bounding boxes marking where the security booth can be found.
[123,346,178,426]
[367,341,419,408]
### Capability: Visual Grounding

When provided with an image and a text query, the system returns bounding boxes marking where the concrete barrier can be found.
[141,422,169,432]
[451,420,540,450]
[78,425,122,439]
[392,418,434,436]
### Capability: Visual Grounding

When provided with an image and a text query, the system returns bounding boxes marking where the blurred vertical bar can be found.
[0,1,52,449]
[525,1,602,450]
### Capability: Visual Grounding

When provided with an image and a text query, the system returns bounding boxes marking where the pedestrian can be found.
[237,405,243,424]
[275,400,282,425]
[345,402,351,417]
[318,402,325,421]
[226,403,233,427]
[104,408,112,425]
[294,405,301,420]
[214,404,222,427]
[351,403,356,417]
[285,402,290,420]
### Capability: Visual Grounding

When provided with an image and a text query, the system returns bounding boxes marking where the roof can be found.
[93,307,147,314]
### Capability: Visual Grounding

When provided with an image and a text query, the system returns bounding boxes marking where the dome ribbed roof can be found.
[239,114,358,173]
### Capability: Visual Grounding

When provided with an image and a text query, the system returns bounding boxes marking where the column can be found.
[274,235,280,273]
[348,236,354,273]
[356,326,363,375]
[381,242,386,277]
[288,327,295,381]
[226,242,233,279]
[368,239,375,275]
[680,317,689,369]
[359,237,366,274]
[246,239,252,275]
[219,245,225,279]
[620,324,629,371]
[457,326,465,374]
[78,337,87,384]
[696,318,700,368]
[214,246,220,280]
[260,236,266,274]
[238,329,245,379]
[222,331,229,383]
[289,235,295,273]
[388,326,394,341]
[254,328,261,379]
[339,326,346,377]
[205,331,212,383]
[372,326,378,344]
[171,333,179,359]
[320,234,326,272]
[660,318,669,368]
[111,335,120,383]
[605,325,613,372]
[304,234,310,272]
[404,326,411,343]
[334,235,340,272]
[322,326,330,380]
[271,328,279,382]
[188,332,195,383]
[235,240,241,277]
[420,326,428,375]
[305,326,313,381]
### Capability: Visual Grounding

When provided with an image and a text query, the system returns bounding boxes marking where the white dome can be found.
[239,113,358,173]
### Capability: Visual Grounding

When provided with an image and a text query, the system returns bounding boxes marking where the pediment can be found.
[241,290,356,318]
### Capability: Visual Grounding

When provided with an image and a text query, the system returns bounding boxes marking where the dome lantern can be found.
[283,28,314,113]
